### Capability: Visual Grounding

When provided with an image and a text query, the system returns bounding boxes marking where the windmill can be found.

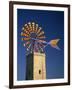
[21,22,60,80]
[21,22,60,53]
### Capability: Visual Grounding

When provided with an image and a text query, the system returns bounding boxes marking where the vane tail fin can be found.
[48,39,60,50]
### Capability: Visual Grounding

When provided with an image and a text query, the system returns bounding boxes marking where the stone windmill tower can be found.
[21,22,60,80]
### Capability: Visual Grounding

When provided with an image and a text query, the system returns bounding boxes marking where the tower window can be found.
[39,70,41,74]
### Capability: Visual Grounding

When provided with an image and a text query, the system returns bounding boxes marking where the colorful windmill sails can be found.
[21,22,60,53]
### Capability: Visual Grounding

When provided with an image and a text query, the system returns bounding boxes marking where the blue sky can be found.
[17,9,64,80]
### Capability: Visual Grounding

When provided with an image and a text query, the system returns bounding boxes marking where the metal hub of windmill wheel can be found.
[30,33,37,39]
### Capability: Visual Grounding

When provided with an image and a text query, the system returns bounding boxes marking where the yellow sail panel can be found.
[24,24,30,31]
[37,27,42,34]
[24,24,29,29]
[24,24,27,27]
[28,22,32,32]
[37,31,44,37]
[22,27,24,30]
[35,24,38,33]
[24,29,30,35]
[32,22,35,32]
[22,26,30,33]
[21,38,24,41]
[21,32,23,36]
[23,37,30,41]
[38,36,46,39]
[21,33,29,37]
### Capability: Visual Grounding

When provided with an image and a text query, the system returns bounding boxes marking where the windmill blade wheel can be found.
[21,22,46,53]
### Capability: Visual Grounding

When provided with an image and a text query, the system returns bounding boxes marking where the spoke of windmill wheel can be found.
[35,41,40,52]
[27,43,31,51]
[31,38,47,44]
[38,43,44,52]
[39,42,44,47]
[24,41,30,46]
[37,43,42,53]
[38,40,46,44]
[34,42,36,52]
[35,42,39,52]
